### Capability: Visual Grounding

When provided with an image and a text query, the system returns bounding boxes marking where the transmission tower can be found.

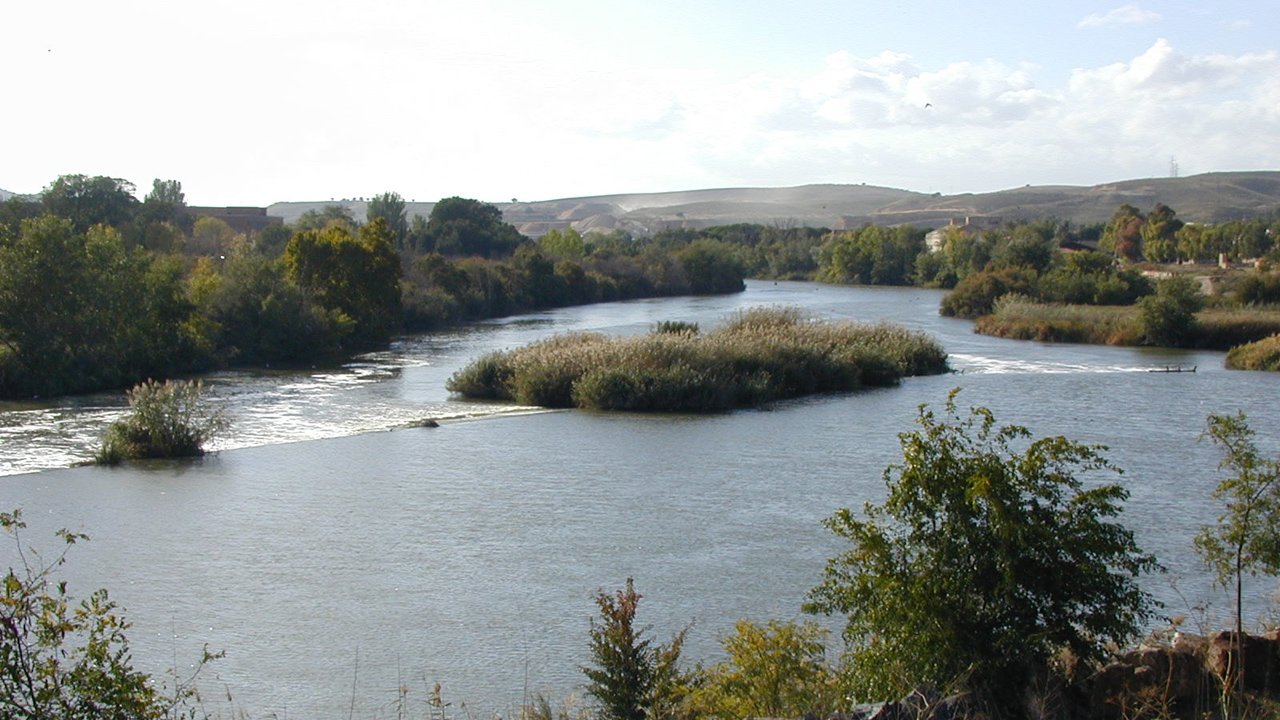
[1169,156,1179,178]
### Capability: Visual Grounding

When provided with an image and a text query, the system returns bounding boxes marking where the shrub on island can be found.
[446,306,948,412]
[95,379,229,464]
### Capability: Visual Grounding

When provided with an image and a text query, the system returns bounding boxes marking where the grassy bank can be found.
[447,306,949,412]
[975,296,1280,351]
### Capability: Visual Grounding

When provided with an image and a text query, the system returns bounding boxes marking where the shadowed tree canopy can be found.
[427,196,523,257]
[40,174,139,233]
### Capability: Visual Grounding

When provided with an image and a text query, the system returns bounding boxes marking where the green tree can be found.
[1136,276,1202,347]
[40,174,139,233]
[367,191,409,246]
[0,217,198,397]
[583,579,689,720]
[1194,412,1280,634]
[284,219,402,343]
[294,204,358,233]
[805,392,1158,712]
[427,197,523,258]
[1141,204,1183,263]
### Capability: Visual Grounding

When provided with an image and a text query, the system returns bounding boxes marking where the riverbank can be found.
[974,296,1280,354]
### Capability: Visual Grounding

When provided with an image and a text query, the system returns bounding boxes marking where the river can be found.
[2,280,1278,719]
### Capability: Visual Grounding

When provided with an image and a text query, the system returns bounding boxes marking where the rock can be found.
[1207,631,1280,696]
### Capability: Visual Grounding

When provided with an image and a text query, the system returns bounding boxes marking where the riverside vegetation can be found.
[0,178,748,399]
[445,306,949,412]
[13,396,1280,719]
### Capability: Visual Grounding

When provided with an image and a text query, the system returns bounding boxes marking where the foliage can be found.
[938,268,1036,318]
[583,579,689,720]
[284,219,403,343]
[1,509,215,719]
[816,225,925,286]
[426,197,523,258]
[1194,412,1280,633]
[40,174,139,234]
[1225,334,1280,371]
[805,392,1158,712]
[653,321,698,335]
[187,254,348,365]
[0,217,199,397]
[447,307,948,412]
[676,240,746,294]
[1137,277,1203,347]
[294,204,357,233]
[366,191,409,245]
[95,379,229,464]
[689,619,841,719]
[1235,272,1280,305]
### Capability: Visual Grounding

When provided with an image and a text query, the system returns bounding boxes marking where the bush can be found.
[1,509,216,719]
[690,619,842,719]
[805,391,1158,713]
[95,379,229,464]
[1226,334,1280,370]
[939,269,1036,318]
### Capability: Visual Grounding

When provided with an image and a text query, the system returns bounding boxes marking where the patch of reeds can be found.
[975,296,1280,351]
[1196,309,1280,350]
[974,295,1141,345]
[446,306,949,412]
[1225,334,1280,371]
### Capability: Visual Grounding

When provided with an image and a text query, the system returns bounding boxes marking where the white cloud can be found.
[565,40,1280,195]
[1077,5,1162,29]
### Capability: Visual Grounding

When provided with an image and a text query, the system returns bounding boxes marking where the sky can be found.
[3,0,1278,206]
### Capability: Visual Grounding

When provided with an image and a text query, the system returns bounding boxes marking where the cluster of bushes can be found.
[446,306,948,412]
[940,250,1153,319]
[1226,334,1280,370]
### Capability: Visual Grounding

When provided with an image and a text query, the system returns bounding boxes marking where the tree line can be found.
[0,178,747,399]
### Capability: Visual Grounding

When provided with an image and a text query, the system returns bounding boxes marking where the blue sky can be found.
[4,0,1277,205]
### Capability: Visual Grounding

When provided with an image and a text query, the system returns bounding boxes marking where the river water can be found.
[3,281,1278,719]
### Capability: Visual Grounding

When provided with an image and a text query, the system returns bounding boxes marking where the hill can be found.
[268,171,1280,237]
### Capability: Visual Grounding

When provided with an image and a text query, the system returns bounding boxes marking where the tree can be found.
[583,579,689,720]
[284,219,402,343]
[1100,204,1144,262]
[1194,412,1280,634]
[0,217,198,397]
[294,204,358,233]
[1136,276,1202,347]
[137,179,186,227]
[40,174,139,233]
[366,191,409,246]
[427,197,523,258]
[805,391,1158,712]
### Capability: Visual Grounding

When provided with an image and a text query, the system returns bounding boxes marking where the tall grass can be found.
[446,307,949,412]
[95,379,229,464]
[976,296,1280,352]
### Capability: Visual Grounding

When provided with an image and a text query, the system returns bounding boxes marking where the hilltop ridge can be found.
[268,171,1280,236]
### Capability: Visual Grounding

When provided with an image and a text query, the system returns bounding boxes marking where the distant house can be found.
[925,216,1003,252]
[185,206,283,234]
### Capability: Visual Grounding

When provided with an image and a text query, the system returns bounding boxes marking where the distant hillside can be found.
[260,171,1279,238]
[0,189,15,202]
